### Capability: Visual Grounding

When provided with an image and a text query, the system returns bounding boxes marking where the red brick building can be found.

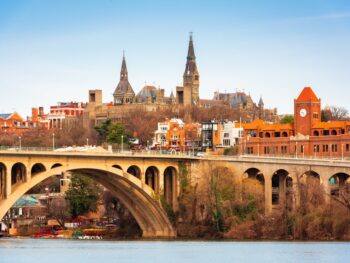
[239,87,350,159]
[48,102,86,129]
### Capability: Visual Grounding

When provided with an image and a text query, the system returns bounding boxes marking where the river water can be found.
[0,239,349,263]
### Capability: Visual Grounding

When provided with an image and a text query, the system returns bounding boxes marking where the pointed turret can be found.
[113,52,135,105]
[184,33,198,77]
[258,97,264,107]
[120,51,128,80]
[181,33,200,106]
[187,33,196,62]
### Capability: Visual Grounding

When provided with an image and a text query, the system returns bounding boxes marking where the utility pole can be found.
[52,133,55,151]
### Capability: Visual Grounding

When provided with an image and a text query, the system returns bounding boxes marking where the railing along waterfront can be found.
[1,146,350,163]
[0,146,198,157]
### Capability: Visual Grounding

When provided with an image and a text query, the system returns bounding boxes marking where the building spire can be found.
[120,51,128,80]
[187,32,196,61]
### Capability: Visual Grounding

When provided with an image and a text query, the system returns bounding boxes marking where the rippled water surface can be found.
[0,239,349,263]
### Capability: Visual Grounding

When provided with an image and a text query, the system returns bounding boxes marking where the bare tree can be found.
[47,196,70,228]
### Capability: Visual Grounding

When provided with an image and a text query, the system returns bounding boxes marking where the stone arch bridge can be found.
[1,150,350,238]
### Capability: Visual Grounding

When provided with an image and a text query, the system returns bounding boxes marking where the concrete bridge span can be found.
[1,150,350,237]
[0,151,188,238]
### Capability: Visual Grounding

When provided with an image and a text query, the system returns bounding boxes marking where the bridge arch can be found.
[271,169,293,210]
[163,166,178,209]
[0,164,175,238]
[11,162,27,186]
[145,166,159,192]
[243,167,265,183]
[51,163,62,169]
[112,164,123,171]
[0,163,6,199]
[31,163,46,176]
[299,170,320,185]
[329,172,350,196]
[127,165,141,179]
[242,167,265,205]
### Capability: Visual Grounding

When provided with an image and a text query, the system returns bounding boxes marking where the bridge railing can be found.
[238,153,350,162]
[0,146,200,157]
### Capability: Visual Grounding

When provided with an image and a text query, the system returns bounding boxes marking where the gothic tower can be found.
[177,33,200,106]
[113,52,135,105]
[184,33,200,105]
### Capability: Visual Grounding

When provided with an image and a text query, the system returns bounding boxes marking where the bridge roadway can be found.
[0,150,349,238]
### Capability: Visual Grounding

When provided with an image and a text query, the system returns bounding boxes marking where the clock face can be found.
[300,108,307,117]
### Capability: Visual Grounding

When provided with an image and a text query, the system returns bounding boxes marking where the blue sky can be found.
[0,0,350,117]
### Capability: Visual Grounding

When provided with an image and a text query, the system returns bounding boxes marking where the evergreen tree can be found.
[65,173,101,218]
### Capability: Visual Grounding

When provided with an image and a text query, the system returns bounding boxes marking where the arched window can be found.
[313,130,319,136]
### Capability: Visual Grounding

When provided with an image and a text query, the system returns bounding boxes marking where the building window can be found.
[223,139,230,146]
[323,144,329,152]
[247,147,253,154]
[224,133,229,138]
[313,145,320,152]
[323,130,329,136]
[301,145,304,153]
[346,144,350,152]
[332,144,338,152]
[313,113,319,119]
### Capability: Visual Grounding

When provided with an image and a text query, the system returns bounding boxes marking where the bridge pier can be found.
[322,177,331,204]
[264,175,272,214]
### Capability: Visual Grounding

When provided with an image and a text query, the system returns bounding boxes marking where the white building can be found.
[153,118,184,147]
[220,121,243,147]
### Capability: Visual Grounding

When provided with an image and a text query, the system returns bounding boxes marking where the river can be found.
[0,239,349,263]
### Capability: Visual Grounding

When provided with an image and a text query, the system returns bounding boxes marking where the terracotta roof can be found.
[242,119,293,131]
[242,119,264,129]
[296,87,319,102]
[313,121,350,129]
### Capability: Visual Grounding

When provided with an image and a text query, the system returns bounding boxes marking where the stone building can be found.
[176,33,200,106]
[83,33,279,127]
[113,53,135,105]
[213,91,278,122]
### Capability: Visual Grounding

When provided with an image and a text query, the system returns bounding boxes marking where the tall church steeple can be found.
[120,51,128,80]
[113,52,135,105]
[182,32,200,105]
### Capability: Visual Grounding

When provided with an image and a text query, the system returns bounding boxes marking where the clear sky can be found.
[0,0,350,117]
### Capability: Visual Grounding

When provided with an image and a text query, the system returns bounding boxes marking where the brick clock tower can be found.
[294,87,321,136]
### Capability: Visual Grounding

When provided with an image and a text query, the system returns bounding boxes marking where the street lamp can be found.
[19,136,22,151]
[52,133,55,151]
[121,135,124,153]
